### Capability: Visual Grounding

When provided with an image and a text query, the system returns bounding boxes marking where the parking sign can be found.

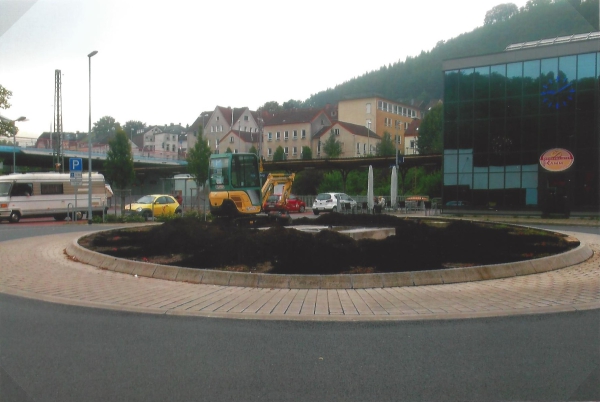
[69,157,83,172]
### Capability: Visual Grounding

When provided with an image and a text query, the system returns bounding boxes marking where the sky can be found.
[1,0,532,140]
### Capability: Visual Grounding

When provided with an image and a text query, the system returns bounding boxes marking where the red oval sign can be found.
[539,148,574,172]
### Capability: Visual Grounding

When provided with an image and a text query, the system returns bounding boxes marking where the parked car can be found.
[263,194,306,213]
[124,194,182,220]
[312,192,357,215]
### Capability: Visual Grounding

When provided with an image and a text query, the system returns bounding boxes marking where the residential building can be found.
[404,119,421,155]
[314,121,380,158]
[337,96,422,155]
[196,106,261,154]
[140,124,187,160]
[219,129,260,154]
[262,108,333,160]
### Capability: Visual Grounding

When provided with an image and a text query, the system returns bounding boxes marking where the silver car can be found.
[312,192,357,215]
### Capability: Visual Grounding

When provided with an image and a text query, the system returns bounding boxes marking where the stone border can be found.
[66,228,593,289]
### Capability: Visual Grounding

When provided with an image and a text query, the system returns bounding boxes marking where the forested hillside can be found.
[303,0,598,108]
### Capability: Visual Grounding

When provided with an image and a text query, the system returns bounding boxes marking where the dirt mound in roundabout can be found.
[78,214,579,276]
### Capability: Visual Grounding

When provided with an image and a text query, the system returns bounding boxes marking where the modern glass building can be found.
[442,33,599,214]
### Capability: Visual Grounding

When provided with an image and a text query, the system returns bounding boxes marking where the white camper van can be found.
[0,172,108,223]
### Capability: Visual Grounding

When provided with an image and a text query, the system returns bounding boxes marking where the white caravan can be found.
[0,172,109,223]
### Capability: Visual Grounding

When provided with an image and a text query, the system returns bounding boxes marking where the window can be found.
[40,183,63,195]
[366,103,371,114]
[216,116,220,121]
[219,125,223,132]
[11,183,33,196]
[378,100,383,110]
[284,131,289,140]
[332,128,340,135]
[301,129,306,139]
[229,136,234,143]
[268,148,272,156]
[211,126,214,132]
[405,122,409,130]
[234,149,238,153]
[244,115,249,121]
[356,143,360,154]
[292,146,297,155]
[293,130,297,139]
[317,141,321,156]
[268,132,272,141]
[363,144,366,153]
[284,147,289,155]
[276,132,281,140]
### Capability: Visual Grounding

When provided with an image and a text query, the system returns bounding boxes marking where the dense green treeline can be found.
[303,0,598,108]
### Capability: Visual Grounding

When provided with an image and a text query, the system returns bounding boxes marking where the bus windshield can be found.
[0,182,11,197]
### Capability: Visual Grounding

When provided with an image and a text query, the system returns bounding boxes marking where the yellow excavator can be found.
[208,152,295,220]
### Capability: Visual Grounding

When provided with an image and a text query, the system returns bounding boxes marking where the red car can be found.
[263,194,306,213]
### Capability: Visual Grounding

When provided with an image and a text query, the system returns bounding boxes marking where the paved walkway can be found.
[0,225,598,321]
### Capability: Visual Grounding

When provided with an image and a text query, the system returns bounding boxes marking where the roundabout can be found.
[0,215,598,321]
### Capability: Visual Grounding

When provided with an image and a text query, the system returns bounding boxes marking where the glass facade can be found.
[443,49,599,212]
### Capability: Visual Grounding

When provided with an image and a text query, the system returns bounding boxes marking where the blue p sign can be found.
[69,158,83,171]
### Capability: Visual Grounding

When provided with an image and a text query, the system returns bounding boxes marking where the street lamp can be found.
[87,50,98,225]
[12,116,26,173]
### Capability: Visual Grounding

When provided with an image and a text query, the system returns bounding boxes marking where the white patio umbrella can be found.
[367,165,374,212]
[391,166,398,209]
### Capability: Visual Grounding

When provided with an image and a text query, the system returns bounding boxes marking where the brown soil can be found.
[78,214,579,275]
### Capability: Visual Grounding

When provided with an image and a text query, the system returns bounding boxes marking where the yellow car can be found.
[124,194,182,220]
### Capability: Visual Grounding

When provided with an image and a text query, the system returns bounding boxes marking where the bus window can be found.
[10,183,33,196]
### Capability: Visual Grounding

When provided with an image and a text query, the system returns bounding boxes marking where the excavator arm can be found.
[261,173,295,212]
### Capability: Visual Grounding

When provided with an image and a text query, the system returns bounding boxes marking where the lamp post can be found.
[11,116,27,173]
[87,50,98,224]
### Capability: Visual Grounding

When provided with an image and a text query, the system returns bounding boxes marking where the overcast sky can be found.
[1,0,531,139]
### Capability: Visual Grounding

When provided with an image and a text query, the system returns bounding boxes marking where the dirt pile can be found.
[80,214,577,275]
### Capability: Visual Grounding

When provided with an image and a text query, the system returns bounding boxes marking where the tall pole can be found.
[11,116,26,173]
[87,50,98,224]
[13,131,16,173]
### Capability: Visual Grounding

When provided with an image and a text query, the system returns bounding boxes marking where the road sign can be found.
[69,157,83,172]
[70,171,82,185]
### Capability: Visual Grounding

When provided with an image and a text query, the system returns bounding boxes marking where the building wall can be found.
[443,42,599,212]
[339,97,416,155]
[262,122,312,160]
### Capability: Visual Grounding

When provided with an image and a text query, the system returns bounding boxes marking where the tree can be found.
[520,0,552,12]
[0,85,15,138]
[322,132,342,158]
[104,129,135,211]
[186,128,212,187]
[258,101,282,114]
[225,147,233,154]
[301,146,312,160]
[416,103,443,154]
[249,145,258,155]
[123,120,146,141]
[92,116,121,143]
[484,3,519,25]
[282,99,303,109]
[273,146,286,161]
[376,132,396,156]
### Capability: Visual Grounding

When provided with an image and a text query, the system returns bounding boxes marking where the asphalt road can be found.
[1,219,598,401]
